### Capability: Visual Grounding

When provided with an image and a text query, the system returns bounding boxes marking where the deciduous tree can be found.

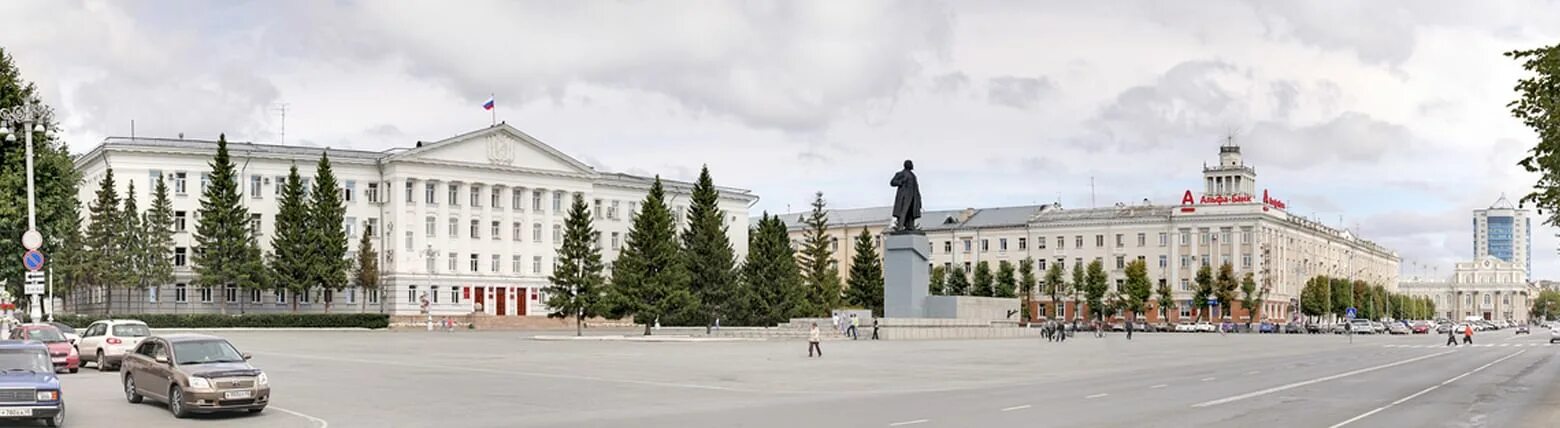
[971,261,994,297]
[995,260,1017,299]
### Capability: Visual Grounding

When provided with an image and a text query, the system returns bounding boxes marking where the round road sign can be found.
[20,230,41,250]
[22,250,44,272]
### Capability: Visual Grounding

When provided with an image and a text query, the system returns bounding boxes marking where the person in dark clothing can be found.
[1126,319,1134,340]
[1446,325,1458,346]
[871,319,880,340]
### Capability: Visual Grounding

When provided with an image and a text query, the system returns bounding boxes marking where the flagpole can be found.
[490,93,496,126]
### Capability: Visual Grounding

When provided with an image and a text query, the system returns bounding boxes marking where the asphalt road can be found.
[44,329,1560,428]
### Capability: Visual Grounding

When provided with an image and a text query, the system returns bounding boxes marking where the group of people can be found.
[1445,323,1476,346]
[808,313,880,357]
[1043,320,1070,342]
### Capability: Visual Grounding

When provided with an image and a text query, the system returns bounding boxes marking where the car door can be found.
[79,323,104,359]
[126,341,155,397]
[146,340,175,399]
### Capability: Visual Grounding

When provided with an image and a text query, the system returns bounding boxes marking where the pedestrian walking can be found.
[871,318,880,340]
[1126,319,1134,340]
[1057,321,1067,342]
[808,323,823,357]
[1463,324,1474,345]
[1445,325,1458,347]
[848,314,860,340]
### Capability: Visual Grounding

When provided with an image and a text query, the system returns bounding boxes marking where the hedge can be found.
[51,313,389,329]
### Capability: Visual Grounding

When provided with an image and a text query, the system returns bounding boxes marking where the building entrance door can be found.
[474,287,485,314]
[1483,312,1491,321]
[496,288,508,316]
[517,288,528,316]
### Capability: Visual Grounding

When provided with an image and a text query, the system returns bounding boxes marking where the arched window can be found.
[1483,294,1491,305]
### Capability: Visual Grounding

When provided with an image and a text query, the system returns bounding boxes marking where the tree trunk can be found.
[643,321,651,336]
[291,293,298,313]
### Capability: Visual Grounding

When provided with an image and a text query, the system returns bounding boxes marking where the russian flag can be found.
[482,95,495,111]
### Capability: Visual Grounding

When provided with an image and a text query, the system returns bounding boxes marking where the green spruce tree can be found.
[82,169,122,314]
[548,193,607,336]
[119,181,144,313]
[971,261,994,297]
[843,228,884,316]
[142,176,175,311]
[679,166,738,326]
[995,260,1017,299]
[191,135,253,315]
[945,265,970,295]
[307,153,348,312]
[797,192,842,314]
[269,165,310,312]
[929,265,946,296]
[606,177,693,335]
[741,213,807,326]
[352,224,380,313]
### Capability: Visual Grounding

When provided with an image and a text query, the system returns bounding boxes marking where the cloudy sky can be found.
[3,1,1560,278]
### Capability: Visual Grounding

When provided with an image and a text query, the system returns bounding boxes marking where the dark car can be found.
[1258,322,1276,333]
[0,341,65,427]
[122,334,269,418]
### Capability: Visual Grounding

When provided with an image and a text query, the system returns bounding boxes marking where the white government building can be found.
[1399,257,1536,323]
[68,124,757,316]
[778,142,1400,324]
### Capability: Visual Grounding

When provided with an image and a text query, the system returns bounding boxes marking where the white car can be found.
[1551,326,1560,344]
[76,319,150,371]
[47,322,80,346]
[1194,322,1216,332]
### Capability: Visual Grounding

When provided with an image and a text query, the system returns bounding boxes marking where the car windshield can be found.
[113,324,150,337]
[173,340,245,365]
[47,323,75,334]
[0,349,52,373]
[26,328,65,342]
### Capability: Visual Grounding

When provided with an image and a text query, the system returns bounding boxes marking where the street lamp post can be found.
[0,103,55,323]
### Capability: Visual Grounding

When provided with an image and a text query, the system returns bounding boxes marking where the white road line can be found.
[1200,377,1217,382]
[1192,350,1456,408]
[1086,393,1109,399]
[1499,343,1511,347]
[273,406,330,428]
[1150,384,1169,389]
[1327,350,1526,428]
[1001,405,1032,412]
[888,419,929,426]
[1244,371,1260,375]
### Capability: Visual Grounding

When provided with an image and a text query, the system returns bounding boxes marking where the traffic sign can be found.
[20,230,41,250]
[24,271,43,295]
[22,250,44,272]
[1345,307,1357,320]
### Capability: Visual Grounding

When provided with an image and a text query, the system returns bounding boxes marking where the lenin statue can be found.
[889,160,922,232]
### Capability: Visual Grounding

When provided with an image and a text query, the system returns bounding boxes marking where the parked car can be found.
[45,323,78,347]
[1174,323,1196,332]
[1348,319,1373,334]
[121,334,269,418]
[1258,322,1276,334]
[1370,321,1387,334]
[1387,323,1410,335]
[77,320,151,372]
[1551,325,1560,344]
[1436,323,1454,334]
[1410,321,1431,334]
[1285,322,1305,334]
[1517,324,1530,334]
[7,325,78,374]
[1194,322,1216,332]
[1131,321,1150,332]
[0,341,65,427]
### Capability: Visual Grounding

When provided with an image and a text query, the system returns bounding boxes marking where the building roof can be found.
[765,204,1048,232]
[1029,203,1172,222]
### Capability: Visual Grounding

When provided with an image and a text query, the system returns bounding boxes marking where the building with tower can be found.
[1473,195,1531,278]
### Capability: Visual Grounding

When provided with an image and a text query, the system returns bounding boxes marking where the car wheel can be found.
[42,403,62,427]
[95,351,107,372]
[248,407,265,414]
[69,368,78,374]
[124,374,143,404]
[169,386,189,419]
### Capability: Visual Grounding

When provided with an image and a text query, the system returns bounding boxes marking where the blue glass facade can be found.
[1485,216,1514,263]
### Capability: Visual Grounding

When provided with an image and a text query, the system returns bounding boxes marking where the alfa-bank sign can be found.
[1179,189,1287,212]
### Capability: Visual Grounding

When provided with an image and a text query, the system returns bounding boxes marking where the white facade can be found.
[1473,195,1531,278]
[1400,257,1535,323]
[70,124,757,316]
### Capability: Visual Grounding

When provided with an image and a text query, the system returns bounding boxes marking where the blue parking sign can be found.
[1345,307,1357,319]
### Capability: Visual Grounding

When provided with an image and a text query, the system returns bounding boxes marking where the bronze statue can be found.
[890,160,921,232]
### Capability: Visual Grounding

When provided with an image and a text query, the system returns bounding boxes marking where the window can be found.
[148,286,158,303]
[368,288,379,304]
[491,221,500,240]
[1115,234,1123,247]
[276,289,286,304]
[999,238,1008,252]
[1160,233,1168,246]
[1056,258,1065,271]
[450,286,459,304]
[405,231,414,251]
[1076,236,1083,248]
[981,239,989,253]
[249,175,262,198]
[449,218,459,238]
[250,288,262,304]
[594,199,604,219]
[963,240,971,253]
[1181,256,1190,267]
[533,190,543,212]
[513,255,523,273]
[324,289,333,304]
[470,220,481,239]
[426,253,436,272]
[1201,231,1210,245]
[175,284,187,303]
[1137,233,1146,247]
[1038,237,1047,249]
[628,201,638,216]
[175,247,188,266]
[1242,231,1252,244]
[449,183,460,206]
[343,180,355,202]
[1180,279,1190,291]
[406,179,416,203]
[611,200,621,220]
[1221,255,1230,267]
[1484,295,1491,305]
[492,188,502,208]
[513,188,524,211]
[366,218,379,236]
[174,172,188,195]
[513,222,523,241]
[491,254,500,272]
[1242,254,1252,268]
[1181,232,1190,245]
[149,169,162,189]
[533,223,542,241]
[1504,295,1511,305]
[225,285,237,303]
[425,182,437,205]
[1116,256,1125,269]
[553,192,563,212]
[1159,255,1168,268]
[407,286,418,304]
[471,186,482,207]
[1037,259,1046,271]
[300,177,310,196]
[345,217,356,238]
[248,213,262,235]
[611,232,621,250]
[1017,237,1027,250]
[174,211,187,232]
[1201,255,1210,267]
[426,217,437,237]
[944,241,952,253]
[533,256,543,274]
[1097,235,1105,247]
[1221,231,1231,244]
[448,252,457,271]
[300,287,311,304]
[470,254,479,272]
[367,182,379,203]
[200,286,212,303]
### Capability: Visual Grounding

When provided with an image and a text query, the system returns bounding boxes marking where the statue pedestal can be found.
[883,233,930,318]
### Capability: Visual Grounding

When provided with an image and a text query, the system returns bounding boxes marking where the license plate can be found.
[223,390,252,400]
[0,408,32,417]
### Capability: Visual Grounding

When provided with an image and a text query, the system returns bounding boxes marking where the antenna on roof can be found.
[130,120,135,141]
[275,103,290,145]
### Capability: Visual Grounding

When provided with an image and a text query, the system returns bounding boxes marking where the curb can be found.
[532,335,765,342]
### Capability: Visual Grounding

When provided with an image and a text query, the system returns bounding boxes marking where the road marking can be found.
[1086,393,1109,399]
[1327,350,1526,428]
[1244,371,1260,375]
[273,406,330,428]
[1499,343,1510,347]
[888,419,929,426]
[1201,377,1217,382]
[1150,384,1168,389]
[1192,350,1456,408]
[1001,405,1031,412]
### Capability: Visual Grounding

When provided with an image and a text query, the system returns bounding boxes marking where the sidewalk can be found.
[532,335,764,342]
